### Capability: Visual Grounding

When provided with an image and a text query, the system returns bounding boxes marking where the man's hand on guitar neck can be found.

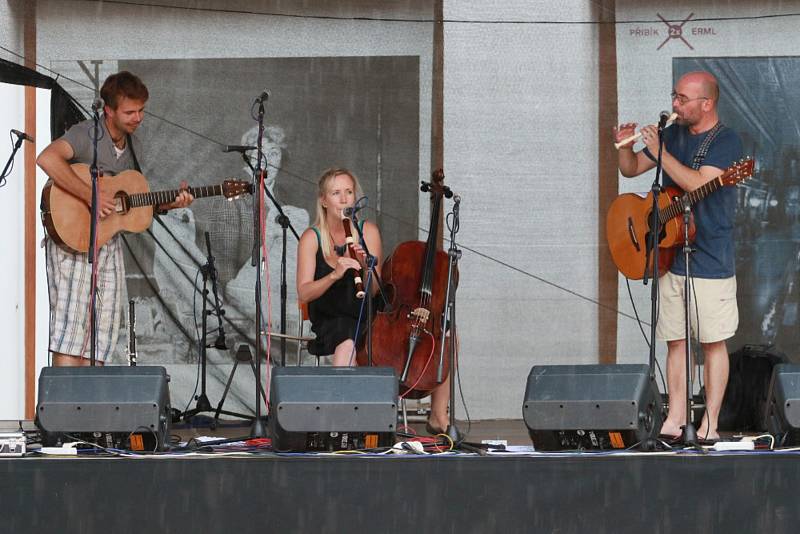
[156,180,194,213]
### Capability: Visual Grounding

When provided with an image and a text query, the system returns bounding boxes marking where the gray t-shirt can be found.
[61,117,144,175]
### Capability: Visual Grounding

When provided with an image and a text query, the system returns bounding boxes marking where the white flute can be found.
[614,112,677,149]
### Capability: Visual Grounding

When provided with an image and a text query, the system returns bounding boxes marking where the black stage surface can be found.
[4,445,800,533]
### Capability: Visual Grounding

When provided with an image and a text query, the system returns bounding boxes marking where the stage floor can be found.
[5,417,798,533]
[5,439,800,534]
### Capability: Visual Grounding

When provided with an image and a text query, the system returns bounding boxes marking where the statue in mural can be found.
[225,124,310,354]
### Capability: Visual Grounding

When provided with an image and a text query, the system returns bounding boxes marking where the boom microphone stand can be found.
[181,232,241,421]
[0,129,32,187]
[231,147,300,367]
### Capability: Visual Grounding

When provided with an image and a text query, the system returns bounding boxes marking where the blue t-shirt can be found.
[644,124,743,278]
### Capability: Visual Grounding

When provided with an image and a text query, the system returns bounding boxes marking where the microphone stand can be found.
[644,119,667,383]
[237,152,300,367]
[438,195,462,444]
[350,211,391,366]
[205,231,229,354]
[0,132,26,186]
[181,232,242,422]
[87,103,102,366]
[679,200,698,446]
[249,96,268,438]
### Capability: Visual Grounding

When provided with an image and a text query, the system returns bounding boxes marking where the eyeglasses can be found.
[671,92,710,105]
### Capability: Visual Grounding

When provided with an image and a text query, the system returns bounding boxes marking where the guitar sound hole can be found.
[115,192,131,214]
[645,216,667,247]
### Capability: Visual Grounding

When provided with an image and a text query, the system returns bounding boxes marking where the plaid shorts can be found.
[45,236,124,362]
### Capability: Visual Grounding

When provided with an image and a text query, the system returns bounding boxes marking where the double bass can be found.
[357,170,457,398]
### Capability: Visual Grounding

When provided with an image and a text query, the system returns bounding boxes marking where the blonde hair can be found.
[313,168,364,258]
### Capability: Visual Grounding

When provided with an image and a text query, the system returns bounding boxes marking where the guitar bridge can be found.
[627,217,640,252]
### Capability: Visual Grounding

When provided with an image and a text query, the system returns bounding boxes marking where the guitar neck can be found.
[658,176,723,224]
[128,185,224,208]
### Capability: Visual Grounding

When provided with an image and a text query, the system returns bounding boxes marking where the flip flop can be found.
[658,433,682,443]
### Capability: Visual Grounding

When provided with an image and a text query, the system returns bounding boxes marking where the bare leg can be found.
[661,339,686,438]
[331,339,356,367]
[52,353,104,367]
[427,377,450,433]
[696,340,729,441]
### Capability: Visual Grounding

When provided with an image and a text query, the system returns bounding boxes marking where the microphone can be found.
[658,110,672,129]
[343,204,368,218]
[11,129,34,143]
[91,98,103,112]
[453,194,461,205]
[255,89,270,103]
[223,145,257,153]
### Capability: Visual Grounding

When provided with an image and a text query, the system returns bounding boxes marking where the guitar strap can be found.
[128,134,167,215]
[690,122,725,170]
[126,134,142,173]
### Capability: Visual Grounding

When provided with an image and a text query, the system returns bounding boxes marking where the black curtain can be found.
[0,58,86,138]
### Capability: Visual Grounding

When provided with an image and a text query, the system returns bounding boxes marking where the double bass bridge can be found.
[408,307,430,325]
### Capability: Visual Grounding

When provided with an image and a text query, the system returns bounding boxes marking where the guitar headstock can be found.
[720,157,755,186]
[222,180,253,199]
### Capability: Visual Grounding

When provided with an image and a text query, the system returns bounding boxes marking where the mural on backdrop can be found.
[51,56,421,372]
[674,57,800,360]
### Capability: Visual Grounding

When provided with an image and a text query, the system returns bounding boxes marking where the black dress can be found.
[307,227,374,355]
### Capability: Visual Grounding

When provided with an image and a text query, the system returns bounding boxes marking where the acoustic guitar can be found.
[606,158,754,280]
[41,163,251,254]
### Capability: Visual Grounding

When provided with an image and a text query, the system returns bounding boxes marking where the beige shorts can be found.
[655,271,738,343]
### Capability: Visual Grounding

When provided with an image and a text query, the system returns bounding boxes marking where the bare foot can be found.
[660,420,683,439]
[696,427,719,441]
[426,415,449,435]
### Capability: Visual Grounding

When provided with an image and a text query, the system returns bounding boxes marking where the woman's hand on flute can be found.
[350,242,370,267]
[331,257,362,281]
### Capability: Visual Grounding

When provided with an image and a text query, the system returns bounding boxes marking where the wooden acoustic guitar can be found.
[41,163,252,254]
[606,158,754,280]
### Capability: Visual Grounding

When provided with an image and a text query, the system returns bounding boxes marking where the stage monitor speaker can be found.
[36,366,172,452]
[765,364,800,447]
[269,366,398,452]
[523,364,663,451]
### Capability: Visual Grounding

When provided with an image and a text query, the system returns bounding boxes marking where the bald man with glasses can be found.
[613,71,744,442]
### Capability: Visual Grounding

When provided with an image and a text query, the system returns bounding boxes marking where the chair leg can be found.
[296,318,303,367]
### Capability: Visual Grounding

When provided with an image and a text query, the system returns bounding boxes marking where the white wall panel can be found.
[444,1,600,418]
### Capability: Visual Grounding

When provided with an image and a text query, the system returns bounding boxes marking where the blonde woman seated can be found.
[296,168,381,366]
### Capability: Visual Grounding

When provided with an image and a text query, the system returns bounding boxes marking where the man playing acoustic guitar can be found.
[37,71,193,366]
[614,71,744,442]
